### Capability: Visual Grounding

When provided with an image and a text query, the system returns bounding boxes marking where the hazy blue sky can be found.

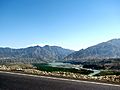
[0,0,120,50]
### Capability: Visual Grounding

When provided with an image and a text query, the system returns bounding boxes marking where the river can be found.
[48,62,101,76]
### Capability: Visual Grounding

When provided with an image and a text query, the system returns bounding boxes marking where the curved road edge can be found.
[0,70,120,87]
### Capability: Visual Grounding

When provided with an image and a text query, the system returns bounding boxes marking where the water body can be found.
[48,62,101,76]
[48,62,82,69]
[88,70,101,76]
[49,62,67,67]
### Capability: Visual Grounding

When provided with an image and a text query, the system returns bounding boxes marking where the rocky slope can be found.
[0,45,74,63]
[65,39,120,60]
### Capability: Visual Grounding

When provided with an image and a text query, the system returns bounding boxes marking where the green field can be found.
[33,63,93,75]
[95,70,120,76]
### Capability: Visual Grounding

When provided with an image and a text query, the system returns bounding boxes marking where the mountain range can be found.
[65,39,120,61]
[0,45,74,63]
[1,38,120,63]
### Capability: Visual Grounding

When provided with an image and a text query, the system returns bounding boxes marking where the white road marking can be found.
[0,71,120,87]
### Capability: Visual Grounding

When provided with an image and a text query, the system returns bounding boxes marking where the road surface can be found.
[0,71,120,90]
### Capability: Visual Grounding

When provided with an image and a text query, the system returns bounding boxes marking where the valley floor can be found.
[0,63,120,84]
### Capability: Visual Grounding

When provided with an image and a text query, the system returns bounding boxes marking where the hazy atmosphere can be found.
[0,0,120,50]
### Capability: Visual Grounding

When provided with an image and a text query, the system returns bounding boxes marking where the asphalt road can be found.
[0,71,120,90]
